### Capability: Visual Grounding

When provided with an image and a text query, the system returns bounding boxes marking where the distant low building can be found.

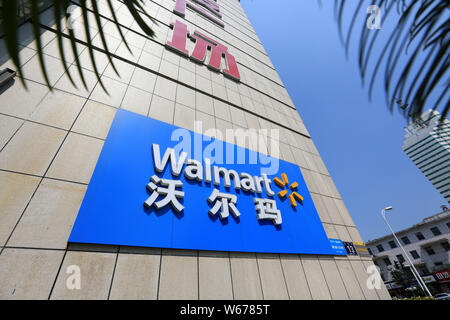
[366,207,450,296]
[402,110,450,203]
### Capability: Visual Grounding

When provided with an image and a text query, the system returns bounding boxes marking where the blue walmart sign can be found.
[69,109,342,255]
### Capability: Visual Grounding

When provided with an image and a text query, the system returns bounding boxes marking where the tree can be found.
[389,260,426,297]
[330,0,449,122]
[390,267,408,290]
[0,0,156,93]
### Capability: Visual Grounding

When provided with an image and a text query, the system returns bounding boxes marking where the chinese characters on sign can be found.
[254,198,282,225]
[165,0,241,81]
[144,175,184,213]
[208,188,240,219]
[433,270,450,284]
[329,239,347,255]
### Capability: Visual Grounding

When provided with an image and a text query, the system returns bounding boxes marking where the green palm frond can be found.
[0,0,156,92]
[333,0,449,122]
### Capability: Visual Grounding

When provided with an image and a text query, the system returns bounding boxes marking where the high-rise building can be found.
[0,0,390,299]
[402,110,450,203]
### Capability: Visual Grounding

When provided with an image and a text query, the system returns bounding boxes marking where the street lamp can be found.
[380,206,432,297]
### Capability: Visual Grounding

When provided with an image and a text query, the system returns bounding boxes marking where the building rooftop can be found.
[402,109,449,149]
[366,208,450,244]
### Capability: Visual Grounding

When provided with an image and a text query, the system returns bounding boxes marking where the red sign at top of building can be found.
[165,0,241,81]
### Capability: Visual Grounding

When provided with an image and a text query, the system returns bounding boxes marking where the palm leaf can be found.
[0,0,156,93]
[331,0,449,122]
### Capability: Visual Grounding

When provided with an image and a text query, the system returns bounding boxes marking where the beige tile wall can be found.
[0,0,389,299]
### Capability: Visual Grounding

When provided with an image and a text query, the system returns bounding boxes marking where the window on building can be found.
[425,247,436,255]
[401,236,411,245]
[383,258,392,266]
[388,240,397,249]
[419,266,429,275]
[430,226,442,236]
[441,242,450,252]
[377,244,385,252]
[396,254,405,264]
[416,232,425,240]
[410,250,420,259]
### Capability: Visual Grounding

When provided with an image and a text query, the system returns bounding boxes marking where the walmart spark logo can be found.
[273,173,303,207]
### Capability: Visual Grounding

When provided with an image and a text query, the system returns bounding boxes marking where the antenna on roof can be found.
[395,98,408,110]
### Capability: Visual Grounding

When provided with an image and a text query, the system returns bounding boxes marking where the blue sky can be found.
[241,0,447,241]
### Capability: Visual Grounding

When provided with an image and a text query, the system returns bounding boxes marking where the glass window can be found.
[430,227,442,236]
[425,247,436,255]
[376,244,385,252]
[416,232,425,240]
[396,254,405,264]
[410,250,420,259]
[441,242,450,252]
[383,258,392,266]
[388,240,397,249]
[401,236,411,245]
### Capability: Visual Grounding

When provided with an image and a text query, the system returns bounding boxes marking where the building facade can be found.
[366,208,450,295]
[0,0,390,300]
[402,110,450,204]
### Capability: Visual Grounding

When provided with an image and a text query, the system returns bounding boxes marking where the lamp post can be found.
[380,206,432,297]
